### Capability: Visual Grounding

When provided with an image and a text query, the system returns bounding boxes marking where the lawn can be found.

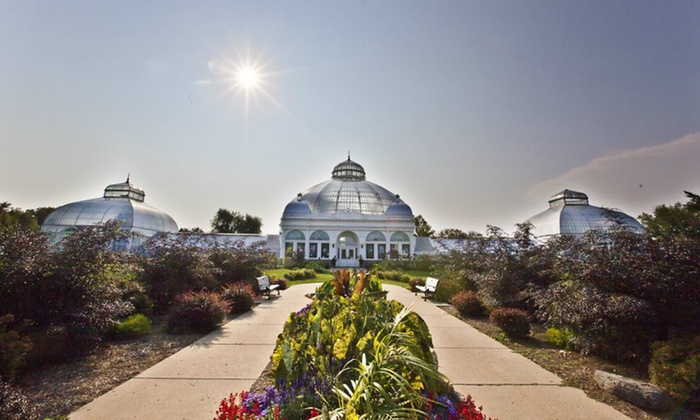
[262,267,435,289]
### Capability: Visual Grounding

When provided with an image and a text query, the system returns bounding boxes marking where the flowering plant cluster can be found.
[215,277,492,419]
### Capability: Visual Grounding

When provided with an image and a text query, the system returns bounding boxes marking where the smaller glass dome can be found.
[526,189,645,239]
[386,196,413,216]
[332,157,366,181]
[282,194,312,216]
[42,177,178,241]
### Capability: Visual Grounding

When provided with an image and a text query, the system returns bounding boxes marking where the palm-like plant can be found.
[323,307,450,419]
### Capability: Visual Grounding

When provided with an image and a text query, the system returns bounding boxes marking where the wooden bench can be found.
[415,277,439,300]
[256,275,280,299]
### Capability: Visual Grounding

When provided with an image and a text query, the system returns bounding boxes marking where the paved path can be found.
[71,283,629,420]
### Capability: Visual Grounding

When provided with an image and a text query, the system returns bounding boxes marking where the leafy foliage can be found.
[108,314,152,340]
[140,236,218,311]
[536,280,658,362]
[0,202,54,232]
[211,208,263,234]
[271,295,437,389]
[0,222,134,362]
[450,291,486,317]
[220,277,490,419]
[414,214,435,237]
[221,282,256,314]
[544,327,576,351]
[649,336,700,405]
[435,277,462,303]
[0,315,31,380]
[373,269,411,283]
[208,241,275,284]
[490,307,530,338]
[283,268,316,280]
[167,291,229,334]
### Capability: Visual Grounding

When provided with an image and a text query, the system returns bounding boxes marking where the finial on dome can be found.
[348,151,351,161]
[126,173,131,183]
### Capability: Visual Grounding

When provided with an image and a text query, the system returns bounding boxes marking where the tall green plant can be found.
[326,306,449,418]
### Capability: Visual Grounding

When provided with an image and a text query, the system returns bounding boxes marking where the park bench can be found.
[256,275,280,299]
[415,277,439,300]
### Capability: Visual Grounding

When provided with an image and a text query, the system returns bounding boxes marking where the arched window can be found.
[390,231,410,242]
[285,230,306,259]
[310,230,329,241]
[286,230,305,240]
[366,231,386,242]
[309,230,330,259]
[390,231,411,259]
[365,231,386,260]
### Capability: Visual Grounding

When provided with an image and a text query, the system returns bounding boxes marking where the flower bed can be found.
[215,271,492,419]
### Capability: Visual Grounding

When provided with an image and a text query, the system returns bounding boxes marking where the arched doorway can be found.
[336,231,359,267]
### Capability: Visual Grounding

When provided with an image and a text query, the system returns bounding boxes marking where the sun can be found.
[236,66,259,89]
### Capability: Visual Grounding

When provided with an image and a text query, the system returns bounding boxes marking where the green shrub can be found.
[408,277,424,292]
[411,254,434,271]
[374,270,411,283]
[305,262,330,273]
[140,236,218,311]
[167,291,229,334]
[490,307,530,338]
[284,268,316,281]
[434,278,462,303]
[272,278,289,290]
[649,336,700,405]
[545,327,575,350]
[1,223,135,358]
[450,291,485,317]
[536,281,660,362]
[0,380,39,420]
[0,315,31,380]
[109,314,152,340]
[221,282,256,314]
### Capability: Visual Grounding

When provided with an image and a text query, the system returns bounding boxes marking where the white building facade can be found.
[279,157,415,267]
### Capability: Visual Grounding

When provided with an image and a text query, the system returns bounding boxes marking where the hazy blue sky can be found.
[2,1,699,234]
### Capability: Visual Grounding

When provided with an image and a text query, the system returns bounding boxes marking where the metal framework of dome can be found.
[284,156,409,216]
[526,189,645,239]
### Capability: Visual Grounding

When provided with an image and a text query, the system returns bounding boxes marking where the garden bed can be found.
[441,306,699,420]
[17,316,204,419]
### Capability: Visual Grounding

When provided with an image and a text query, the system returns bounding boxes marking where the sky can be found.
[1,1,699,235]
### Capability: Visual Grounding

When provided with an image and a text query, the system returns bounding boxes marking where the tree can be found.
[210,209,262,234]
[179,227,204,233]
[414,214,434,237]
[639,191,700,239]
[0,202,39,231]
[435,228,472,239]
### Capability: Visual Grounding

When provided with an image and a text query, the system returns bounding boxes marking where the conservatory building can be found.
[41,177,179,250]
[279,157,415,267]
[526,189,645,240]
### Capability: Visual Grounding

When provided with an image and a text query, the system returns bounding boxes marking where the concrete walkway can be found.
[71,283,630,420]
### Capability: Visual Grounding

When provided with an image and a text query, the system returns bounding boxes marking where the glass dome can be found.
[527,189,645,238]
[282,157,412,217]
[42,177,178,238]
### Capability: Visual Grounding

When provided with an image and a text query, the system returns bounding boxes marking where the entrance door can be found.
[337,232,359,267]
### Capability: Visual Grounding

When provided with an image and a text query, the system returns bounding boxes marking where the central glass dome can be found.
[283,157,410,216]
